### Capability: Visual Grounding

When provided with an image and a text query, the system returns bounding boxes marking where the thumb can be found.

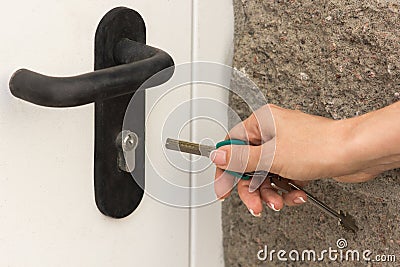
[210,140,275,173]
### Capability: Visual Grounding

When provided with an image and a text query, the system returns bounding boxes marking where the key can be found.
[165,138,215,157]
[270,175,359,232]
[165,138,359,232]
[165,138,253,180]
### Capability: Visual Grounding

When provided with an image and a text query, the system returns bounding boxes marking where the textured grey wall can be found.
[224,1,400,266]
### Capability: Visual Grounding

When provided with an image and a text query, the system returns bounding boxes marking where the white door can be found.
[0,1,233,266]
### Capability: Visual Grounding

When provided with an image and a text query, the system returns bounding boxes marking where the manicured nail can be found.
[249,209,262,217]
[293,196,306,204]
[267,202,280,212]
[209,150,227,165]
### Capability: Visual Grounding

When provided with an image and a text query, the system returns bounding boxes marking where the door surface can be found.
[0,1,233,266]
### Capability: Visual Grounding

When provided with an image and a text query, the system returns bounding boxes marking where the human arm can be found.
[211,102,400,216]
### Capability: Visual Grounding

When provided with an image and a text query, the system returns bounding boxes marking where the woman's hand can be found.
[211,103,400,216]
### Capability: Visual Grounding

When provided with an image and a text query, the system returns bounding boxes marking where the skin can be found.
[211,101,400,217]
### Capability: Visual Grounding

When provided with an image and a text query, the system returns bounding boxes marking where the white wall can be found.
[0,1,192,266]
[0,0,234,266]
[190,1,234,267]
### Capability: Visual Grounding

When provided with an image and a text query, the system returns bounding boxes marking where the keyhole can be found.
[116,130,138,172]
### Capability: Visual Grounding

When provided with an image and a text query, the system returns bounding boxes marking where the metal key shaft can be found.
[165,138,214,157]
[287,181,358,232]
[257,173,358,232]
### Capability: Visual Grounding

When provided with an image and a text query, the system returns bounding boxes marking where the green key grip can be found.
[215,139,252,180]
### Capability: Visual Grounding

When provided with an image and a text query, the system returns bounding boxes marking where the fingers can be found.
[228,113,261,144]
[248,175,267,192]
[213,104,276,201]
[259,183,284,211]
[210,140,275,173]
[226,177,308,217]
[282,190,307,206]
[280,180,308,206]
[214,167,236,199]
[237,179,264,216]
[237,179,289,216]
[227,105,275,144]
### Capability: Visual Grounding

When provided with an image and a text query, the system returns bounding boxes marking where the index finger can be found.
[228,105,275,144]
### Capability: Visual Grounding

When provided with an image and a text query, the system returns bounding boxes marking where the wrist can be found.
[328,117,365,175]
[336,105,400,175]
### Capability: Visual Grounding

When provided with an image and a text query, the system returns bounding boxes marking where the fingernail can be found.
[267,202,280,212]
[209,150,227,165]
[293,196,306,204]
[219,198,225,202]
[249,209,262,217]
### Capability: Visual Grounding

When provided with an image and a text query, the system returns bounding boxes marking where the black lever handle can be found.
[9,38,174,107]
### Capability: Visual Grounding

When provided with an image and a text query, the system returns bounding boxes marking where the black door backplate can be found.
[94,7,146,218]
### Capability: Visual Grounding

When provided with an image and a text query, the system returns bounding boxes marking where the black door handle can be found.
[8,7,175,218]
[10,38,173,107]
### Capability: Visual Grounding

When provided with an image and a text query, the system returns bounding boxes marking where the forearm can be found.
[341,101,400,174]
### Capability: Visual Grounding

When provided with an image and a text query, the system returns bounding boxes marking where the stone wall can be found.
[223,1,400,266]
